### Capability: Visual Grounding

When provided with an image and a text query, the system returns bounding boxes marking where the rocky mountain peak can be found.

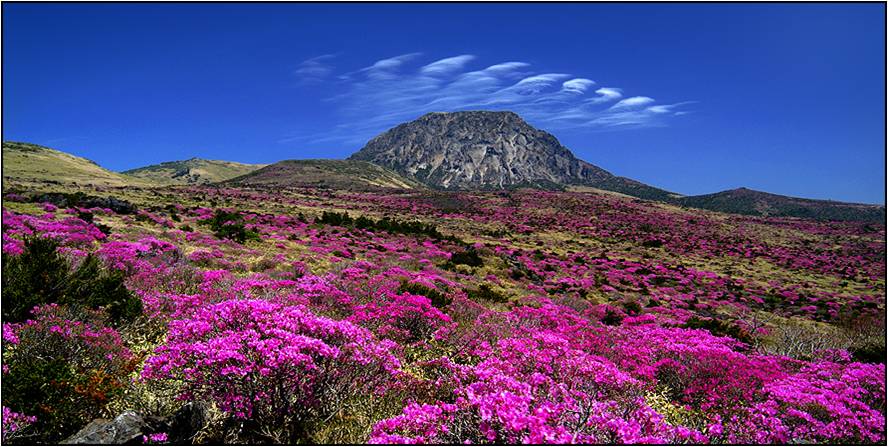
[349,110,613,190]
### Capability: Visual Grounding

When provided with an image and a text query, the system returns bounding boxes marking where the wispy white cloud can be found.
[294,54,337,83]
[421,55,475,76]
[592,87,623,102]
[483,62,530,74]
[353,52,423,80]
[562,78,596,93]
[289,53,690,146]
[611,96,656,109]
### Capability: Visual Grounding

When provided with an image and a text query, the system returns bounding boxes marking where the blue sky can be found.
[3,3,885,204]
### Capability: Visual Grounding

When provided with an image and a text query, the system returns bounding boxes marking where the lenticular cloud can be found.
[295,53,690,145]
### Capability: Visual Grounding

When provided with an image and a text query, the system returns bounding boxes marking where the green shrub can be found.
[200,209,260,244]
[3,358,83,442]
[622,300,643,316]
[601,309,624,326]
[2,237,70,322]
[1,237,141,324]
[76,211,111,236]
[317,211,461,243]
[465,283,508,303]
[850,343,886,364]
[681,316,753,345]
[66,255,142,323]
[446,247,484,269]
[2,306,137,443]
[317,211,353,227]
[398,281,451,309]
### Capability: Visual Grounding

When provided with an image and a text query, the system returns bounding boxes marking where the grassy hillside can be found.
[227,159,425,190]
[123,158,267,185]
[2,142,153,188]
[677,187,886,222]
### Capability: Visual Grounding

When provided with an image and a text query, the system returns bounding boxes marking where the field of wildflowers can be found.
[1,183,884,444]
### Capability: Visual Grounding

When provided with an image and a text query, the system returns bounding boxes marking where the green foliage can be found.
[681,316,753,345]
[3,358,85,442]
[200,209,260,244]
[622,300,643,316]
[465,283,508,303]
[76,211,112,236]
[601,309,624,326]
[444,247,484,270]
[317,211,462,243]
[2,237,69,322]
[398,281,451,309]
[1,237,141,324]
[66,255,142,323]
[850,343,886,364]
[317,210,353,227]
[2,307,137,444]
[641,239,664,248]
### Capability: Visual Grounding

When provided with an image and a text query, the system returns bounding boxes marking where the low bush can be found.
[317,211,461,243]
[850,343,886,364]
[2,237,141,324]
[444,247,484,270]
[199,209,260,244]
[398,281,451,309]
[681,316,753,345]
[2,305,137,443]
[142,300,401,443]
[465,283,508,303]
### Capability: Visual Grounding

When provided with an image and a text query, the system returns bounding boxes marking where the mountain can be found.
[349,111,677,201]
[123,158,266,185]
[676,187,886,222]
[2,141,153,187]
[226,159,425,190]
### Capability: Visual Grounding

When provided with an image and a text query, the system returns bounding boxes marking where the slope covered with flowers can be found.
[1,183,884,444]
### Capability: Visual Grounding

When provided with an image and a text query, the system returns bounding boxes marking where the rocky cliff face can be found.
[349,111,617,190]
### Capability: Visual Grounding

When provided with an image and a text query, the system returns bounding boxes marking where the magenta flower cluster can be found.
[142,299,401,420]
[2,184,884,444]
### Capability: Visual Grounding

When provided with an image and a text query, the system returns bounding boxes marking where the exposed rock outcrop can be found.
[349,111,675,200]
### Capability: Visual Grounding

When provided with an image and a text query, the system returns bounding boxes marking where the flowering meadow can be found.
[1,184,885,444]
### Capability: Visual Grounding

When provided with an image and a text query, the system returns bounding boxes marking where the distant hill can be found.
[225,159,425,190]
[676,187,886,222]
[123,158,266,185]
[5,139,881,222]
[349,111,678,201]
[2,141,153,187]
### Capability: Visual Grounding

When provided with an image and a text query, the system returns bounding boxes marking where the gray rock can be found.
[62,411,146,445]
[351,111,613,190]
[350,111,676,200]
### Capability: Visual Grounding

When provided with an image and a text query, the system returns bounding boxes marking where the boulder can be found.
[62,411,145,445]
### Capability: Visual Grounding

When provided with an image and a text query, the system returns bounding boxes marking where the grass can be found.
[2,142,155,187]
[228,159,426,190]
[123,158,267,185]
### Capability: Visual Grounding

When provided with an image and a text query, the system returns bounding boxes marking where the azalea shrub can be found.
[142,299,402,443]
[200,209,260,244]
[1,184,884,444]
[1,305,137,443]
[348,292,454,344]
[724,359,886,444]
[1,407,37,443]
[371,330,706,444]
